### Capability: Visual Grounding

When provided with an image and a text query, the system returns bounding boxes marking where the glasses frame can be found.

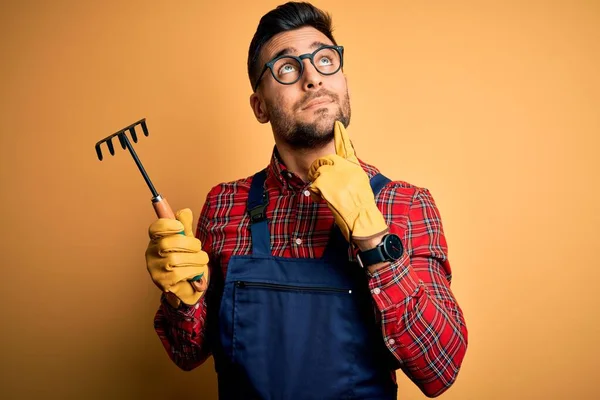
[253,45,344,92]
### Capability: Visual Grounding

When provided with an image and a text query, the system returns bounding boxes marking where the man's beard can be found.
[267,88,351,151]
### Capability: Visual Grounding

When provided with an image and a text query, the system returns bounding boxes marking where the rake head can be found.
[95,118,149,161]
[95,117,159,199]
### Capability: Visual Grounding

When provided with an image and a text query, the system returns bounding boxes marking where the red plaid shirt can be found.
[154,146,468,397]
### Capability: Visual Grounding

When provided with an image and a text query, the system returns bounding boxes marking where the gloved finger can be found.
[148,262,207,290]
[164,251,209,268]
[157,235,203,253]
[148,218,185,240]
[146,247,208,272]
[333,120,359,164]
[175,208,195,238]
[308,156,337,182]
[170,264,210,302]
[308,166,334,204]
[183,266,210,292]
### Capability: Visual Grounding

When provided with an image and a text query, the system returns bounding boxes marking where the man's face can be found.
[250,26,351,151]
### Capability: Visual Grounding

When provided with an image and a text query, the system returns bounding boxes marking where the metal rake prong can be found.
[129,126,138,143]
[107,138,115,156]
[118,133,127,150]
[141,120,149,137]
[95,143,104,161]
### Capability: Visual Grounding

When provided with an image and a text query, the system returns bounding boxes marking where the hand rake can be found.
[95,118,203,283]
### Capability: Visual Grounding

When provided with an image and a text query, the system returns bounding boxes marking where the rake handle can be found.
[152,195,204,286]
[152,195,176,219]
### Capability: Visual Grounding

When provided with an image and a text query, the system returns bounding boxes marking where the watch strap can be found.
[357,242,386,268]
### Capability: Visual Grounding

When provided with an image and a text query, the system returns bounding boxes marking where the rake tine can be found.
[141,120,149,137]
[107,138,115,156]
[95,143,104,161]
[129,126,138,143]
[118,132,127,150]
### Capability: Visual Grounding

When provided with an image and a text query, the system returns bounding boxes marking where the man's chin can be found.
[300,111,338,131]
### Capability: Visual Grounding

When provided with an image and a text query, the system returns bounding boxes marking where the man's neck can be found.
[274,139,336,183]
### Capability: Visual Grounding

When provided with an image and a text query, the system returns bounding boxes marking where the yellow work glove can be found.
[308,121,389,243]
[145,208,209,306]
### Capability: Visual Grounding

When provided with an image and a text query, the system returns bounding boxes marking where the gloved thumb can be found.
[175,208,195,238]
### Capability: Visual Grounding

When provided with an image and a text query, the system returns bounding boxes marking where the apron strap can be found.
[370,172,393,198]
[248,168,270,255]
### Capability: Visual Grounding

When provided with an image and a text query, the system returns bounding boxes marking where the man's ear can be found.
[249,93,269,124]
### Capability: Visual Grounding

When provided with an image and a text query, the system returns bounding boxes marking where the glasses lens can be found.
[313,47,341,75]
[272,57,302,84]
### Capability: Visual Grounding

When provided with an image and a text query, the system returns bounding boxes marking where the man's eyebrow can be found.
[273,47,298,59]
[310,41,330,50]
[271,41,332,60]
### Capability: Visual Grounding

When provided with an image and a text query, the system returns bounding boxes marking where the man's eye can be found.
[318,57,332,66]
[279,64,297,75]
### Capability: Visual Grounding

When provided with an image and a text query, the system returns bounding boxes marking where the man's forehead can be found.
[260,26,334,62]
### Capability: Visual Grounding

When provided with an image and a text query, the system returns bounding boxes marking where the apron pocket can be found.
[231,280,358,399]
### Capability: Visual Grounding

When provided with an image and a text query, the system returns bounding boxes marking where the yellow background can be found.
[1,0,599,399]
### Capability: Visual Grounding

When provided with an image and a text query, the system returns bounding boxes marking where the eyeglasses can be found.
[253,45,344,92]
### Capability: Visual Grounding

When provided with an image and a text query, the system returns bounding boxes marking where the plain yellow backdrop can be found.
[1,0,599,399]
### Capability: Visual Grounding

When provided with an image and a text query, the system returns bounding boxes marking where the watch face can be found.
[383,234,403,260]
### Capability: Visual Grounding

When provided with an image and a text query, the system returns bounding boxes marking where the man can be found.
[146,2,468,399]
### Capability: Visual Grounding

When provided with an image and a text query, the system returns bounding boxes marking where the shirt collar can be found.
[267,145,306,192]
[266,145,381,193]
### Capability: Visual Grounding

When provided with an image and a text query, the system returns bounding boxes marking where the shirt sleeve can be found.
[368,187,469,397]
[152,190,217,371]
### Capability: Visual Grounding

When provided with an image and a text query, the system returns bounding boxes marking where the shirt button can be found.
[372,288,381,295]
[194,303,200,309]
[388,338,395,345]
[295,238,302,245]
[287,172,293,178]
[303,190,310,197]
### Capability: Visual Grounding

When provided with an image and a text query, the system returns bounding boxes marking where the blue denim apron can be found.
[213,169,398,399]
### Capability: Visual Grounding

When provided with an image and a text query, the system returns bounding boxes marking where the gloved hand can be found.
[308,121,389,243]
[145,208,209,306]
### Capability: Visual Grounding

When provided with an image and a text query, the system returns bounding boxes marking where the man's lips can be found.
[301,97,333,110]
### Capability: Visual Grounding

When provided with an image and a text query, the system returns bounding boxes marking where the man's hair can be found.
[247,2,337,90]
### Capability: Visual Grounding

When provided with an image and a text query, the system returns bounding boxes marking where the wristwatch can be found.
[356,233,404,268]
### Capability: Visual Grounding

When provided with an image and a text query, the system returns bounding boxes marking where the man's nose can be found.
[301,59,323,90]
